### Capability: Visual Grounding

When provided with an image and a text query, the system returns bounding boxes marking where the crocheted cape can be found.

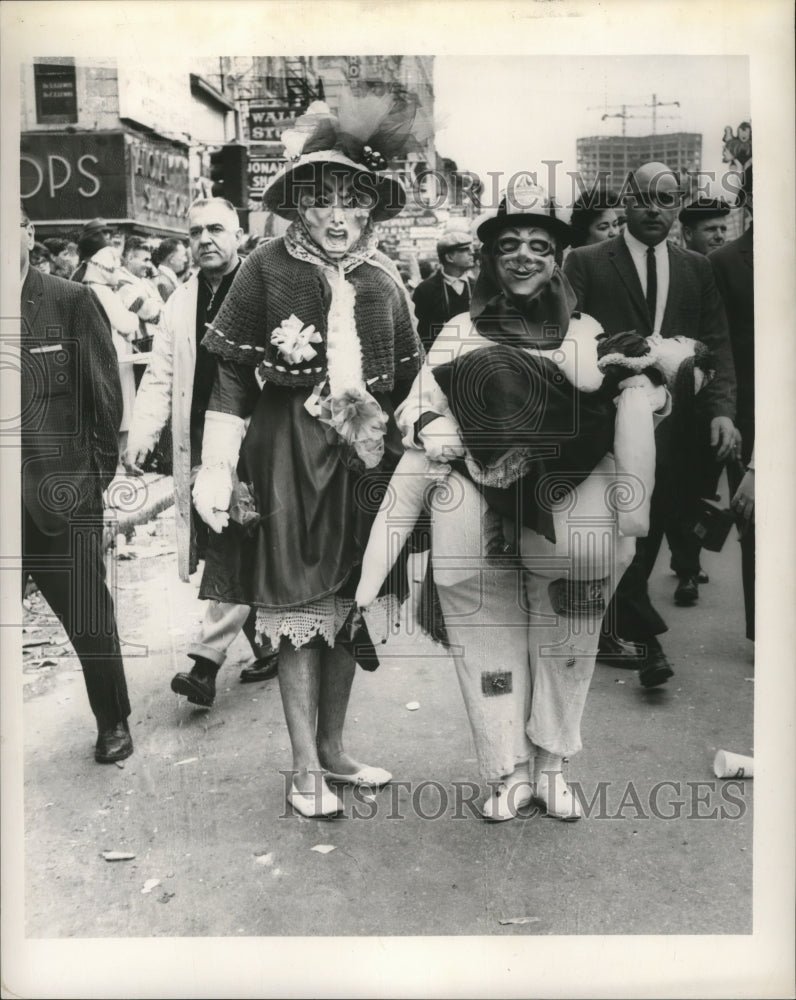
[202,238,422,390]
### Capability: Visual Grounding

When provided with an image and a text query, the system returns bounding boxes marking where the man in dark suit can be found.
[711,175,755,641]
[664,196,732,599]
[20,206,133,762]
[564,162,738,687]
[411,229,474,351]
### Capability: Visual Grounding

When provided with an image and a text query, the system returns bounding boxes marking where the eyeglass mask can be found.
[494,236,555,257]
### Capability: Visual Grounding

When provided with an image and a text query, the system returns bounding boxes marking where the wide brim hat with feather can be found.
[475,178,572,247]
[264,90,430,223]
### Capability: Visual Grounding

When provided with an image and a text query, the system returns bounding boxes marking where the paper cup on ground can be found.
[713,750,754,779]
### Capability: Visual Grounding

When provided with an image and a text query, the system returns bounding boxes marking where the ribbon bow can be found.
[271,314,323,365]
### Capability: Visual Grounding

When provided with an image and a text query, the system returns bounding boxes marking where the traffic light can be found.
[208,142,248,207]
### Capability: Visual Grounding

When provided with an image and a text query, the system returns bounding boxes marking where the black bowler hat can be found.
[476,181,571,247]
[678,197,731,226]
[82,217,111,233]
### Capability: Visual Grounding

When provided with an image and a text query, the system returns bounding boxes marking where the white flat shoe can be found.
[287,780,344,818]
[324,764,392,787]
[481,779,534,822]
[533,772,582,822]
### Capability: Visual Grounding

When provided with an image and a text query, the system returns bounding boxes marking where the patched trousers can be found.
[433,466,635,780]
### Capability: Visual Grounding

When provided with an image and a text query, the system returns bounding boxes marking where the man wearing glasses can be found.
[564,161,738,688]
[412,229,475,352]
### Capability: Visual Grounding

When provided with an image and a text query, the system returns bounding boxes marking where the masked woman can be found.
[390,186,673,822]
[191,96,424,818]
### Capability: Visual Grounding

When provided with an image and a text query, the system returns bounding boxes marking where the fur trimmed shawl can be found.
[202,238,421,390]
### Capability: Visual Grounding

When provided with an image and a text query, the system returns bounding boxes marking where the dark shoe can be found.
[638,640,674,688]
[597,633,644,667]
[171,657,218,707]
[697,570,710,584]
[95,719,133,763]
[239,650,279,684]
[674,575,699,607]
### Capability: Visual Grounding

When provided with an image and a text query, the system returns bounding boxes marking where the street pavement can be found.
[17,496,754,943]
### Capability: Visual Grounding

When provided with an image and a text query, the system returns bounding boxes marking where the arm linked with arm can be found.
[192,360,260,533]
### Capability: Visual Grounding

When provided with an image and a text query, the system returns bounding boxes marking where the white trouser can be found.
[432,466,635,780]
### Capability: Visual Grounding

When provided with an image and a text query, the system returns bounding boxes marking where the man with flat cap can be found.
[412,228,475,352]
[564,161,738,688]
[679,197,731,257]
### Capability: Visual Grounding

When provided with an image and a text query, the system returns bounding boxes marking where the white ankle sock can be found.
[504,761,531,786]
[534,750,564,783]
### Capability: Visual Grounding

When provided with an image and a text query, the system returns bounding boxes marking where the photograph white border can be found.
[1,2,794,997]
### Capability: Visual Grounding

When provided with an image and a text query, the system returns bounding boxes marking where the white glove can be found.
[419,414,465,461]
[192,411,246,534]
[137,297,162,322]
[123,424,158,476]
[617,374,669,414]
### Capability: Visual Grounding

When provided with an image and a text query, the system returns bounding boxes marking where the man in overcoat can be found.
[20,206,133,762]
[125,198,278,708]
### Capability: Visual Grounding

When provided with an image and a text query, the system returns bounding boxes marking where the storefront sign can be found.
[248,157,286,191]
[128,134,190,230]
[21,131,190,232]
[248,105,292,143]
[34,64,78,124]
[21,132,128,220]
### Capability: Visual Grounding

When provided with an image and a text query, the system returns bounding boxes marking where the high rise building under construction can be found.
[576,132,703,190]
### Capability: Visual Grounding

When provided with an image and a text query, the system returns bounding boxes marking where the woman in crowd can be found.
[43,237,80,278]
[191,95,424,818]
[393,185,670,822]
[569,188,622,248]
[30,242,53,274]
[80,243,141,461]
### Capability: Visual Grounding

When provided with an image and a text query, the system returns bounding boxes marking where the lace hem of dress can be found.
[255,594,401,650]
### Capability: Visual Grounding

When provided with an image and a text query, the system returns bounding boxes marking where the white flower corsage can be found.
[271,314,323,365]
[316,386,389,469]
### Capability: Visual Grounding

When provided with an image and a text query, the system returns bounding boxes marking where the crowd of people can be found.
[20,92,754,824]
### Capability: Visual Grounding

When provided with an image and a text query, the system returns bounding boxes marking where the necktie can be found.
[646,246,657,329]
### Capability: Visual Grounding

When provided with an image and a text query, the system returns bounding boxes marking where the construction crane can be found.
[587,94,681,136]
[645,94,680,134]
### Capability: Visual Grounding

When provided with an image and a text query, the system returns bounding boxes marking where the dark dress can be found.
[199,382,407,609]
[195,236,422,658]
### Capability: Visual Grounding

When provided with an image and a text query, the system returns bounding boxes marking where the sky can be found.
[433,54,751,199]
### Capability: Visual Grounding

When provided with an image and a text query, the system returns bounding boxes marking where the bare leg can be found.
[316,643,358,774]
[277,641,323,794]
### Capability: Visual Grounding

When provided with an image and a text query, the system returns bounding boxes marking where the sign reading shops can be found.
[21,131,190,234]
